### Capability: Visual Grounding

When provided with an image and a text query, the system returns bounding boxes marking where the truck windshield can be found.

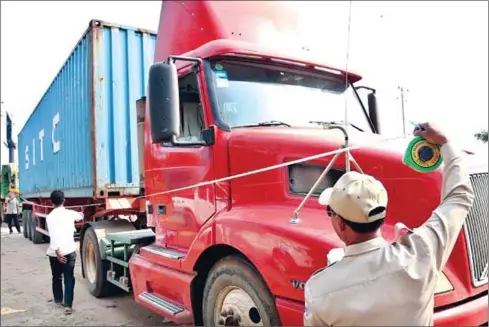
[206,59,372,132]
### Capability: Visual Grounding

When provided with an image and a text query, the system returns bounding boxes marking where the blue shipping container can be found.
[18,20,157,198]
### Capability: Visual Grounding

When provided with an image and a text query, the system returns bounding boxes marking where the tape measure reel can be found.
[403,136,443,173]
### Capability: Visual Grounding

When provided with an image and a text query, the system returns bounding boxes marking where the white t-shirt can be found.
[6,197,18,214]
[46,206,84,256]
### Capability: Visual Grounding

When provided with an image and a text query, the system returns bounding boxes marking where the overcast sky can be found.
[1,1,488,166]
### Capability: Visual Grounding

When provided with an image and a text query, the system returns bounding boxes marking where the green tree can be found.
[474,129,488,143]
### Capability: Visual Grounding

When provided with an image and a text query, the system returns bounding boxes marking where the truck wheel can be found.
[202,256,281,326]
[22,211,28,238]
[26,211,33,241]
[31,214,44,244]
[82,227,112,298]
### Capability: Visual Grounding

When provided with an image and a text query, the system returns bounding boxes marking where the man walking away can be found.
[5,192,21,234]
[45,190,83,315]
[304,122,475,326]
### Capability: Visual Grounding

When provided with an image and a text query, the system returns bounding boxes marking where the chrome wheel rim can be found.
[214,286,263,326]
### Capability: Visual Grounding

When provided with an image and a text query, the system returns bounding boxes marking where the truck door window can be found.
[176,73,205,143]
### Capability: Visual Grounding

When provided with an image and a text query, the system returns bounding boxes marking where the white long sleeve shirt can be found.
[45,206,84,257]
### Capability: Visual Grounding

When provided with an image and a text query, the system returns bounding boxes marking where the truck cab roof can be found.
[156,1,362,82]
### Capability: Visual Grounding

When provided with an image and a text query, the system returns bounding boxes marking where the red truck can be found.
[19,1,487,326]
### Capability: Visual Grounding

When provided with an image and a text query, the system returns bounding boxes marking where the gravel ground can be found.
[0,224,176,326]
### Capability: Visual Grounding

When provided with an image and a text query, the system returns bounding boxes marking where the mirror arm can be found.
[170,135,207,147]
[355,86,376,94]
[167,56,202,73]
[168,56,203,65]
[352,85,376,133]
[169,126,215,147]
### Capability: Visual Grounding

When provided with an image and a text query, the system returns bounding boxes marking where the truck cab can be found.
[79,1,488,326]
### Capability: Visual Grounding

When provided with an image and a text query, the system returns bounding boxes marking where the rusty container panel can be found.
[17,20,156,199]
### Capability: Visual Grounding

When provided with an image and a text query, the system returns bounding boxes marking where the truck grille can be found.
[463,172,489,287]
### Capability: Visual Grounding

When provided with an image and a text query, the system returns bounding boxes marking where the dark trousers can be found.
[5,214,20,233]
[49,252,76,308]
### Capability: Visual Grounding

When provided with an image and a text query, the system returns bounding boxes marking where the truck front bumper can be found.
[275,292,488,326]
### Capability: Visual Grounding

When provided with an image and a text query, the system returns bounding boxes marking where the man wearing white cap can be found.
[304,122,475,326]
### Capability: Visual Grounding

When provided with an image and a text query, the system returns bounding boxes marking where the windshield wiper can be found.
[234,120,291,128]
[309,120,364,132]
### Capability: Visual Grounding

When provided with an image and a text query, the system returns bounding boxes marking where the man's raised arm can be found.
[411,123,475,271]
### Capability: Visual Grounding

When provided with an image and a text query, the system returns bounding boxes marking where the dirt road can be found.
[0,224,176,326]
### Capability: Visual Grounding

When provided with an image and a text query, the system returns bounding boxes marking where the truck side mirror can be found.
[148,61,180,143]
[367,92,380,134]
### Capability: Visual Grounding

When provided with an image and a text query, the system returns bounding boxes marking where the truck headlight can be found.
[435,272,453,295]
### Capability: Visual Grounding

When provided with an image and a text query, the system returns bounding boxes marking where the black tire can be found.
[81,227,113,298]
[26,211,33,241]
[202,256,281,326]
[32,214,44,244]
[29,214,35,242]
[22,211,28,238]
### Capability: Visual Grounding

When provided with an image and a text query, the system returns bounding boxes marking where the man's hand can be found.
[55,250,67,264]
[413,122,449,146]
[57,255,67,264]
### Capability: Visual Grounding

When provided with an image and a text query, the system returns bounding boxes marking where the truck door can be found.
[157,69,217,250]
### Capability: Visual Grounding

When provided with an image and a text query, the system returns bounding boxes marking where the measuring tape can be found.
[21,133,407,209]
[403,136,443,173]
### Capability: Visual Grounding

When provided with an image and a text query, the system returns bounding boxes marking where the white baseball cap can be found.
[318,171,388,223]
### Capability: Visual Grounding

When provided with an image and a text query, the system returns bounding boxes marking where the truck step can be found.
[138,292,184,315]
[142,244,185,260]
